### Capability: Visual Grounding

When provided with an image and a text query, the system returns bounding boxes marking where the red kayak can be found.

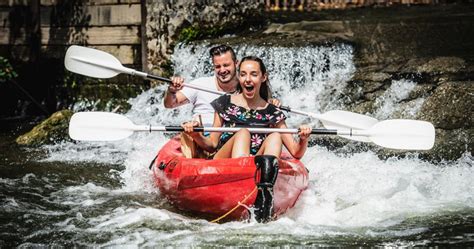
[152,136,309,222]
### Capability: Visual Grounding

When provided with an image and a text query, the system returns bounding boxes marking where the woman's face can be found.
[239,60,267,100]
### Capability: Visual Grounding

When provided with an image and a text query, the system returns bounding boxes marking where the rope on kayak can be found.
[210,186,257,223]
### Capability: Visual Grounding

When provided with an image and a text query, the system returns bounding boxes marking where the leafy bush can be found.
[178,25,226,43]
[178,26,202,43]
[0,56,17,83]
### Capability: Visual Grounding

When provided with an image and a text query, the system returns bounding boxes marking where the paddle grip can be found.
[146,74,172,83]
[310,128,338,135]
[164,126,204,132]
[279,105,291,112]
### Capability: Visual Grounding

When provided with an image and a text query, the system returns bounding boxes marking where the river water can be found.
[1,44,473,247]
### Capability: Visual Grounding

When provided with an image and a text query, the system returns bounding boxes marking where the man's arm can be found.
[163,76,190,108]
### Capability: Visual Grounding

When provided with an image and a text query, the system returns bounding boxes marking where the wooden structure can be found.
[0,0,144,68]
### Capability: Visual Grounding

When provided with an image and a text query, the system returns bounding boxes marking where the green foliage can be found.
[63,70,79,89]
[178,26,201,43]
[160,59,174,78]
[0,56,18,83]
[178,25,226,43]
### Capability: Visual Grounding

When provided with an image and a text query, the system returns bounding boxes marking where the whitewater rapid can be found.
[37,43,473,246]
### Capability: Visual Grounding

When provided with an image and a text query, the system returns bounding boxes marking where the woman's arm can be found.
[278,121,311,159]
[184,112,222,153]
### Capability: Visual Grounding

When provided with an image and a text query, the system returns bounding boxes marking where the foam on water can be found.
[290,148,474,228]
[35,43,474,245]
[374,79,424,119]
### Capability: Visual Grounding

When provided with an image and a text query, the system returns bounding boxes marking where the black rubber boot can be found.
[253,155,279,223]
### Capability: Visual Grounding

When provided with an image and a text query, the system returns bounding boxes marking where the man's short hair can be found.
[209,45,236,61]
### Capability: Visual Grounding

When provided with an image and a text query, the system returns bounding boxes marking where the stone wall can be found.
[145,0,264,76]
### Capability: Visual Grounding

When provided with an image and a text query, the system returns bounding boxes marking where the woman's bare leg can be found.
[214,129,251,159]
[256,133,282,158]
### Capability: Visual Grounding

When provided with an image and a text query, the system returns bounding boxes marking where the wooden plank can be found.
[0,0,28,6]
[41,0,141,6]
[40,45,140,64]
[88,0,141,5]
[40,4,141,26]
[92,45,140,65]
[29,0,41,63]
[0,27,27,45]
[0,44,140,65]
[42,26,140,45]
[140,0,146,71]
[1,26,140,45]
[0,9,9,26]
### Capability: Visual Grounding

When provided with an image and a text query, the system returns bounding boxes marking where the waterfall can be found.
[171,43,356,127]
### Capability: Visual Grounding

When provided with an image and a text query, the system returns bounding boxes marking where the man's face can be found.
[212,51,237,84]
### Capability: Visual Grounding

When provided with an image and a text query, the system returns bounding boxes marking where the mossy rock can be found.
[16,110,73,146]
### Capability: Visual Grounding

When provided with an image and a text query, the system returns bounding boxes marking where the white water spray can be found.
[40,43,473,238]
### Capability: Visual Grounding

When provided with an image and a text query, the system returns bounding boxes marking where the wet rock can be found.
[356,72,391,83]
[417,57,466,74]
[16,110,73,146]
[263,20,349,35]
[406,84,436,100]
[351,101,376,116]
[429,128,474,161]
[418,81,473,129]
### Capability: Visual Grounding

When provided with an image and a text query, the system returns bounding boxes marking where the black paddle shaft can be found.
[163,126,338,135]
[146,74,172,83]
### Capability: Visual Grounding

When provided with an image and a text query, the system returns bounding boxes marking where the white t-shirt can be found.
[180,76,221,126]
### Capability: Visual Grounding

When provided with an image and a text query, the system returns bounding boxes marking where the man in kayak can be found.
[164,45,280,158]
[164,44,240,127]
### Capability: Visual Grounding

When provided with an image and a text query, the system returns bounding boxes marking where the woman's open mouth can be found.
[244,85,254,92]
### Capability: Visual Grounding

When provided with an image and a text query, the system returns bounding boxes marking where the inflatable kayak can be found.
[151,136,309,222]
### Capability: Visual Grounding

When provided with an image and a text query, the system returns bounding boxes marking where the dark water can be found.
[1,41,473,247]
[1,125,473,247]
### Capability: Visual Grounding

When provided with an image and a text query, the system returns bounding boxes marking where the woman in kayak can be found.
[182,55,311,160]
[182,55,311,222]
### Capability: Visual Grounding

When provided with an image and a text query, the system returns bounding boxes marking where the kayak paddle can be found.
[64,45,378,136]
[69,112,435,150]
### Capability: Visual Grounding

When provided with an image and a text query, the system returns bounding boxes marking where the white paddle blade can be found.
[320,110,379,142]
[69,112,135,141]
[369,119,435,150]
[64,45,126,78]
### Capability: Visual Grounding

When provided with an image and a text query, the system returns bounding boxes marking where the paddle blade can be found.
[369,119,435,150]
[65,45,125,78]
[320,110,379,142]
[69,112,135,141]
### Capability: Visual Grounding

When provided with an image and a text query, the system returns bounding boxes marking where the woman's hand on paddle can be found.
[298,125,312,140]
[181,120,200,135]
[268,98,281,107]
[168,76,185,94]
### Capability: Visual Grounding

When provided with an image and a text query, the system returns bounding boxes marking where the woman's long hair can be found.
[237,56,272,101]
